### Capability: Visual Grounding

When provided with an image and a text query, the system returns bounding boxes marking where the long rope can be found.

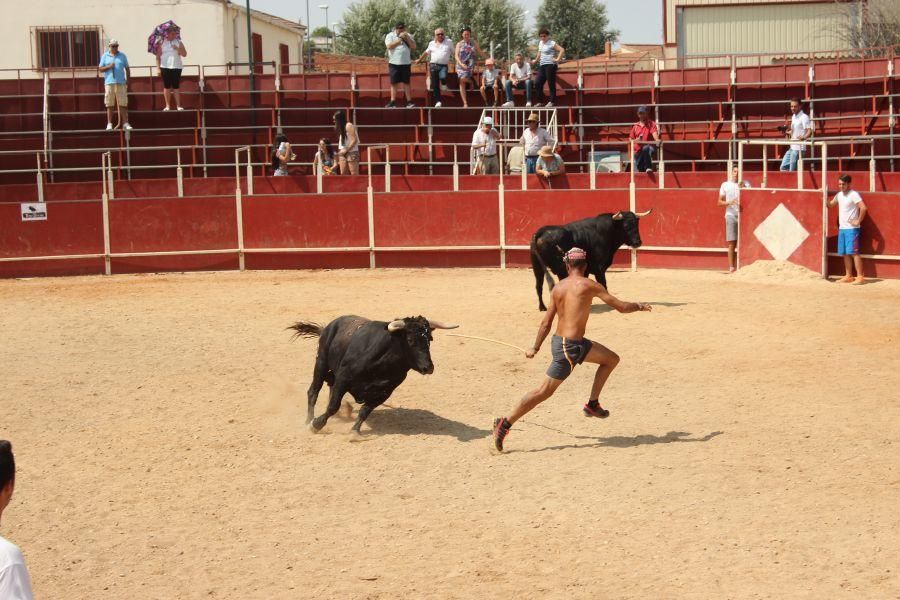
[444,333,527,354]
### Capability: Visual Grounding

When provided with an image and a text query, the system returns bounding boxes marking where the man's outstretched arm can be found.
[594,282,651,313]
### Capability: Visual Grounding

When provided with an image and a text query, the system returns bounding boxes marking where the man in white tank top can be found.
[0,441,33,600]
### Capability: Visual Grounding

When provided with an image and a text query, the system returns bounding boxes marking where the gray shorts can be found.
[726,216,738,243]
[546,335,593,381]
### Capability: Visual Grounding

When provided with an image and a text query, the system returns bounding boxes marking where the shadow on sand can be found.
[363,407,490,442]
[508,424,723,453]
[590,301,690,314]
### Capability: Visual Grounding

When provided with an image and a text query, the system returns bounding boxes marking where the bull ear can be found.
[611,211,624,221]
[635,209,652,218]
[387,319,406,332]
[427,320,459,330]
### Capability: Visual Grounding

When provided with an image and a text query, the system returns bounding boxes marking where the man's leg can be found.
[479,84,488,104]
[582,342,620,410]
[106,106,116,127]
[504,80,514,103]
[534,67,546,104]
[507,376,565,425]
[431,66,442,105]
[727,241,737,271]
[780,149,794,172]
[163,88,172,110]
[852,254,864,282]
[842,255,854,279]
[389,82,398,104]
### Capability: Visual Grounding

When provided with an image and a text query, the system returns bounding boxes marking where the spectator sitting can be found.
[479,58,502,107]
[313,138,336,175]
[536,145,565,178]
[0,440,34,600]
[503,52,533,107]
[630,105,660,174]
[98,38,132,131]
[271,133,295,176]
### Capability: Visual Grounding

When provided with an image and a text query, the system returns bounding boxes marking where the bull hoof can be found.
[539,306,547,312]
[308,420,324,433]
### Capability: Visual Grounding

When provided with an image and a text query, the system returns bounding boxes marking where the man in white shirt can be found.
[717,165,742,273]
[503,53,533,107]
[416,28,453,107]
[519,112,554,174]
[0,441,33,600]
[384,22,417,108]
[827,174,868,284]
[471,116,501,174]
[779,97,812,172]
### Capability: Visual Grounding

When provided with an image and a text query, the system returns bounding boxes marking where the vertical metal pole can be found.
[521,143,527,190]
[629,139,635,186]
[367,182,376,269]
[176,148,184,197]
[761,144,767,188]
[246,0,255,99]
[246,148,253,195]
[385,146,391,193]
[738,142,744,185]
[629,141,637,272]
[658,142,665,190]
[589,141,596,190]
[35,154,44,203]
[101,153,112,276]
[235,187,246,271]
[820,143,828,278]
[869,142,875,192]
[316,159,324,193]
[498,170,506,269]
[452,145,459,191]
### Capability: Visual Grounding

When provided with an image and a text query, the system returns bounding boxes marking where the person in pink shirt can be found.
[629,105,660,174]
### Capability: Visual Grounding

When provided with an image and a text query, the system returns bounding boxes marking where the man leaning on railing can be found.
[629,105,659,174]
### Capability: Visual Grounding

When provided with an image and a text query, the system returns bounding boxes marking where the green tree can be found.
[535,0,619,59]
[338,0,426,57]
[426,0,530,62]
[311,26,333,39]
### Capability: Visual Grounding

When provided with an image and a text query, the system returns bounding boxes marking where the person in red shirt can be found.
[629,105,660,174]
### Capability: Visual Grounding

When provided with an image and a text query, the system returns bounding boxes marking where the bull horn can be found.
[387,319,406,332]
[611,211,624,221]
[427,319,459,330]
[635,209,653,218]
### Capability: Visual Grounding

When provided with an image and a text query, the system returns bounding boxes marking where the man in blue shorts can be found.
[491,247,652,452]
[827,174,868,284]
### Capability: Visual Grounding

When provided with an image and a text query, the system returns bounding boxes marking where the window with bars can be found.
[33,26,102,69]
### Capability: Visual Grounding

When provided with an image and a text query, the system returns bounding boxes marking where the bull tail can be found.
[287,321,323,340]
[530,233,556,310]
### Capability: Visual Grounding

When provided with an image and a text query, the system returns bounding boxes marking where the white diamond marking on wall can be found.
[753,203,810,261]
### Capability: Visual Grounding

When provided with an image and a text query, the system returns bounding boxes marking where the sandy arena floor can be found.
[1,265,899,599]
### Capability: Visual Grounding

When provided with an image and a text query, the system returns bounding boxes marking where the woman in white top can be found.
[531,28,564,107]
[333,110,360,175]
[155,28,188,111]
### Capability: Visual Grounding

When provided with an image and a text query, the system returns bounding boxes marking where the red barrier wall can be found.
[739,190,825,273]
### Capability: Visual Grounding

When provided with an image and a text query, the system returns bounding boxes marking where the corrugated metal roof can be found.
[665,0,834,44]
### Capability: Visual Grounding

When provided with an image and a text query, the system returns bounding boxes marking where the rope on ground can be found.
[443,333,527,354]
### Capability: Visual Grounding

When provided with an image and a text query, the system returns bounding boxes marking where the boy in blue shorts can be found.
[827,174,868,284]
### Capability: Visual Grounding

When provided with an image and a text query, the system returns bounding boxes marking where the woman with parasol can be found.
[149,21,188,111]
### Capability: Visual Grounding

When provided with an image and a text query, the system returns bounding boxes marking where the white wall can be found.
[0,0,303,78]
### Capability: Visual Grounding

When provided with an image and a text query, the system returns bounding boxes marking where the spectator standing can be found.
[385,22,417,108]
[471,116,501,174]
[629,105,660,174]
[156,27,187,111]
[0,440,34,600]
[334,110,360,175]
[503,52,533,107]
[536,145,565,179]
[532,29,564,107]
[98,39,133,131]
[416,29,454,108]
[780,97,812,172]
[455,27,483,108]
[827,174,868,284]
[520,112,554,174]
[271,133,295,176]
[479,58,502,107]
[313,138,336,175]
[717,166,742,273]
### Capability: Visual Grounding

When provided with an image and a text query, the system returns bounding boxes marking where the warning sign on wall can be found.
[21,203,47,221]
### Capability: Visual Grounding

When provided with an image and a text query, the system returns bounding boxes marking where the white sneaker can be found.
[163,107,171,111]
[545,102,555,107]
[124,123,133,131]
[176,106,184,111]
[434,102,442,108]
[440,83,449,91]
[502,101,514,107]
[525,102,532,107]
[405,102,415,108]
[105,123,113,131]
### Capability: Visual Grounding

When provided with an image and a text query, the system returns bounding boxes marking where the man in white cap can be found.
[479,57,502,107]
[491,247,652,453]
[471,115,501,174]
[98,39,132,130]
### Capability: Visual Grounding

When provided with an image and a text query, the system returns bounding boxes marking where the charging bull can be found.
[288,315,458,435]
[531,210,652,311]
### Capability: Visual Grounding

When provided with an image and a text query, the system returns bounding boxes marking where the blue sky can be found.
[248,0,664,45]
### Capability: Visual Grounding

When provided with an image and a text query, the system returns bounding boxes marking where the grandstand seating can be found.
[0,46,896,186]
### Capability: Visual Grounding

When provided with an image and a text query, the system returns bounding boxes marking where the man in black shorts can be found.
[491,247,652,452]
[384,22,417,108]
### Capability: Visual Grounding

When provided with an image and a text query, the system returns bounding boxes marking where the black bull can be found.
[530,210,652,311]
[288,315,458,434]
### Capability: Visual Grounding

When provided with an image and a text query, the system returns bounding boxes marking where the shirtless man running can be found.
[492,247,652,452]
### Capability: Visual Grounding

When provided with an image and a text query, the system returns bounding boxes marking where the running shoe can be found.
[583,402,610,418]
[385,101,396,108]
[492,417,511,452]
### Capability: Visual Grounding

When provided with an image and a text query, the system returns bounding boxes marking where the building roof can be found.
[221,0,305,33]
[560,42,664,71]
